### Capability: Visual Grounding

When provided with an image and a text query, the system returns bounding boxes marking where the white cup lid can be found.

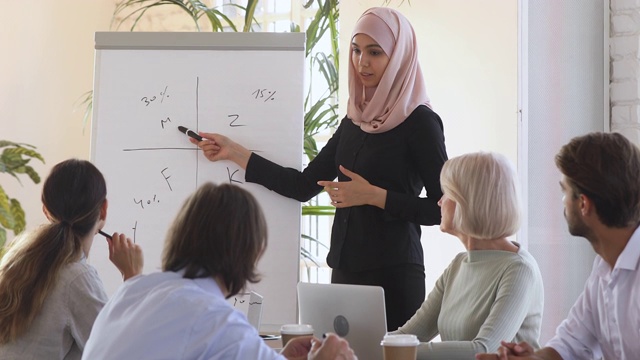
[280,324,314,334]
[380,334,420,346]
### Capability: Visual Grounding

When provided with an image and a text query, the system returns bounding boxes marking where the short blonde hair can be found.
[440,152,521,239]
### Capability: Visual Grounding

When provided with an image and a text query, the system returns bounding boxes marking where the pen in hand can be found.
[178,125,203,141]
[98,229,112,240]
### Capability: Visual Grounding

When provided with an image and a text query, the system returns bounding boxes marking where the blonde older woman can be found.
[394,152,544,360]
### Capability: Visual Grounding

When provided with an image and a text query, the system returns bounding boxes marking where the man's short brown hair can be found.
[555,132,640,227]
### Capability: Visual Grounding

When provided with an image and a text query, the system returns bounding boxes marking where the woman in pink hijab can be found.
[192,7,447,331]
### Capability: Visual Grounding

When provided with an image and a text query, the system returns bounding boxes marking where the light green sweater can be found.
[395,245,544,360]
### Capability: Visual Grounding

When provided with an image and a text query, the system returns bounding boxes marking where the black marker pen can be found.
[178,125,203,141]
[98,230,112,240]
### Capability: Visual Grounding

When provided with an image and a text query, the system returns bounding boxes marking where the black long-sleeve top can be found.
[245,105,448,271]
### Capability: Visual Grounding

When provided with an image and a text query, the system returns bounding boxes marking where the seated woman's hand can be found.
[107,232,143,280]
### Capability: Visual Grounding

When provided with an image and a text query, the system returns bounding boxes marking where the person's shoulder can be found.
[513,246,540,268]
[110,273,234,322]
[405,105,444,131]
[408,105,440,120]
[411,104,438,116]
[447,252,469,269]
[140,273,231,311]
[121,271,199,297]
[61,259,100,283]
[56,260,108,301]
[503,247,543,283]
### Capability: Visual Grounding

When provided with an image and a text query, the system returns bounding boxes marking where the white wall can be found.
[522,0,606,343]
[1,0,115,241]
[339,1,517,296]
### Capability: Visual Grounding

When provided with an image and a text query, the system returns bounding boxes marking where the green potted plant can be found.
[0,141,44,256]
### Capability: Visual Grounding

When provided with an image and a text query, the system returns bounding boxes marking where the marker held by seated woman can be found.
[98,229,112,240]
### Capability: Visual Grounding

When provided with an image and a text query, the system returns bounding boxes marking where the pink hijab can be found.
[347,7,431,134]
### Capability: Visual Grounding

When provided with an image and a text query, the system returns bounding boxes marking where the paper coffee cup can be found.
[280,324,314,346]
[380,334,420,360]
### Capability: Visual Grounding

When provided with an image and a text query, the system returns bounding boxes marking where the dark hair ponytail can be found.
[0,159,106,343]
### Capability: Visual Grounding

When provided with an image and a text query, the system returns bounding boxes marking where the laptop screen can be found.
[297,283,387,360]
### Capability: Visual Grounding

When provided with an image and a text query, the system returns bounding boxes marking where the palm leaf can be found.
[74,90,93,133]
[200,7,235,31]
[1,154,28,173]
[304,97,339,133]
[300,233,330,267]
[112,0,201,31]
[313,52,338,94]
[301,234,330,250]
[242,0,260,32]
[0,142,44,185]
[306,105,338,138]
[0,228,6,254]
[2,150,29,164]
[328,3,339,65]
[303,98,339,159]
[383,0,411,5]
[9,199,25,235]
[3,146,44,163]
[0,140,21,148]
[23,166,41,184]
[0,141,36,150]
[1,159,30,175]
[300,247,322,266]
[0,186,15,230]
[304,137,319,159]
[305,0,338,58]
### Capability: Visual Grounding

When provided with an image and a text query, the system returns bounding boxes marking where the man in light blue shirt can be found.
[83,183,355,360]
[477,132,640,360]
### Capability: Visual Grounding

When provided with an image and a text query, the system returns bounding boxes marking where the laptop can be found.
[297,283,387,360]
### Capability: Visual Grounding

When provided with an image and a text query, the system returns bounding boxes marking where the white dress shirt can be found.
[82,271,285,360]
[547,227,640,360]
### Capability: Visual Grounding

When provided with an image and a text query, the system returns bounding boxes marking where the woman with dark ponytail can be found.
[0,159,143,359]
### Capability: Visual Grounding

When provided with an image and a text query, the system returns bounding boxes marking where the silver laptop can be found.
[297,282,387,360]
